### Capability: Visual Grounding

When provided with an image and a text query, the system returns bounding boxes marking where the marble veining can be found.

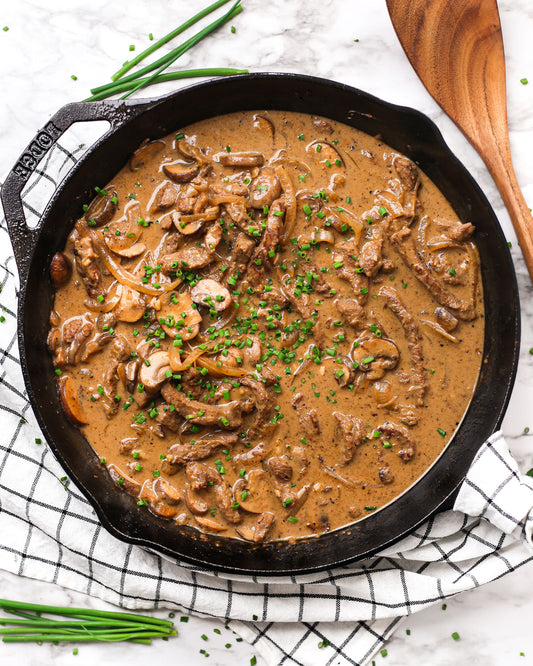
[0,0,532,664]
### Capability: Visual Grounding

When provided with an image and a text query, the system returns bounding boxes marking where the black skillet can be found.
[0,74,520,574]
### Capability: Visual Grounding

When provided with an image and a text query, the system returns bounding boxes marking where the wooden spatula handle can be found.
[488,157,533,270]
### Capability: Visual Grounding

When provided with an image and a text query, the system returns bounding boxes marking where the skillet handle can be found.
[0,100,144,279]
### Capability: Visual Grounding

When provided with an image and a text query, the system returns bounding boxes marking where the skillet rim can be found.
[1,72,520,575]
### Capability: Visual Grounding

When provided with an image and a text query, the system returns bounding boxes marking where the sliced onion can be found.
[81,222,181,296]
[420,319,459,343]
[168,346,206,372]
[178,207,219,225]
[197,356,248,377]
[84,282,122,312]
[209,194,248,206]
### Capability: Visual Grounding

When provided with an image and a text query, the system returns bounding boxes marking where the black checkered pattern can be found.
[0,138,532,666]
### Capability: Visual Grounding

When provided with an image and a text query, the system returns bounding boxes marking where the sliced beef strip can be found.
[378,285,426,406]
[291,392,321,436]
[268,456,293,482]
[331,246,369,303]
[253,512,275,541]
[438,219,475,242]
[392,155,419,192]
[161,381,244,430]
[166,433,239,465]
[185,461,241,523]
[377,422,415,461]
[237,376,274,437]
[335,297,367,329]
[333,411,366,465]
[247,197,285,279]
[73,235,104,298]
[156,404,184,432]
[358,238,383,278]
[101,335,131,416]
[160,222,223,274]
[391,227,476,320]
[61,314,95,366]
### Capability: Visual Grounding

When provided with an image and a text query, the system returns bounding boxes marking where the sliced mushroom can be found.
[435,306,459,332]
[163,161,200,183]
[84,185,118,227]
[184,488,209,515]
[153,477,182,504]
[139,480,158,503]
[156,291,202,340]
[104,201,144,257]
[130,139,165,171]
[150,502,179,519]
[236,469,272,514]
[117,358,139,394]
[59,374,88,425]
[194,515,227,532]
[253,115,275,140]
[114,286,146,323]
[249,168,282,209]
[306,140,344,169]
[236,511,275,542]
[50,252,72,287]
[215,151,264,168]
[352,337,400,380]
[332,356,356,387]
[138,351,171,392]
[107,464,141,495]
[190,279,232,311]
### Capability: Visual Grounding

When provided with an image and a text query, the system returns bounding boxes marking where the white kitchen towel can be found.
[0,132,532,666]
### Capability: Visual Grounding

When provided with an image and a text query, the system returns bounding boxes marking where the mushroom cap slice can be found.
[306,140,345,169]
[190,278,232,311]
[50,252,72,288]
[163,160,200,183]
[153,477,182,504]
[115,286,146,323]
[84,186,118,227]
[157,291,202,340]
[59,374,88,425]
[214,151,265,167]
[236,469,273,514]
[194,515,227,532]
[129,139,166,172]
[107,464,141,495]
[138,351,171,392]
[104,201,144,256]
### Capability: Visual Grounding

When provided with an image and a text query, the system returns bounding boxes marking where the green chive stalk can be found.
[121,0,242,99]
[89,0,242,100]
[0,598,176,645]
[110,0,234,81]
[85,68,247,102]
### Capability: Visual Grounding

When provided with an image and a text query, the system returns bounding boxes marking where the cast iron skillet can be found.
[1,73,520,574]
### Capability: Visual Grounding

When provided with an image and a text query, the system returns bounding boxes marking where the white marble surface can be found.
[0,0,532,664]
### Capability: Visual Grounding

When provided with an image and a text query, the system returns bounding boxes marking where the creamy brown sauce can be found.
[47,110,484,542]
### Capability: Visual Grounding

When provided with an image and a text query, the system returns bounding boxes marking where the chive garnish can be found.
[0,598,176,644]
[87,0,245,101]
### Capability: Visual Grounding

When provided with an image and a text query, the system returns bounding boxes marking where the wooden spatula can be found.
[386,0,533,278]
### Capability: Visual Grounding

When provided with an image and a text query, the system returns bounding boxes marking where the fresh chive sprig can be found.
[86,68,247,102]
[110,0,234,82]
[0,598,176,645]
[86,0,245,102]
